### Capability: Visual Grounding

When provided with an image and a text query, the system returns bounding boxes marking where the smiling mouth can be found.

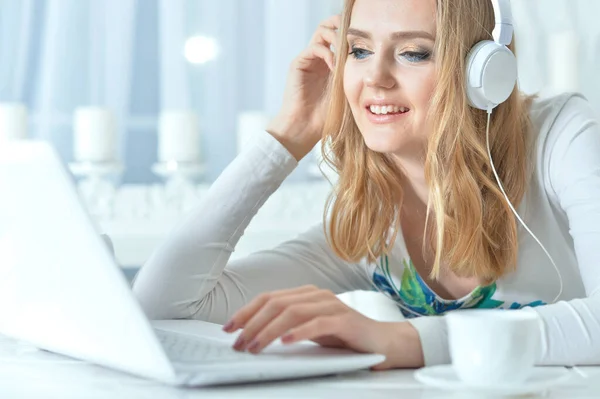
[366,105,410,115]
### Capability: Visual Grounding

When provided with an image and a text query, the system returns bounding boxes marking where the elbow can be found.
[131,279,191,320]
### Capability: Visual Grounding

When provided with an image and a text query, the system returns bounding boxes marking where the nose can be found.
[364,54,396,89]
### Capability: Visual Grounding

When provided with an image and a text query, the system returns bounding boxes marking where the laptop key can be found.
[154,329,260,363]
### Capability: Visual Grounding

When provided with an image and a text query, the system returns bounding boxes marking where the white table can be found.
[2,334,600,398]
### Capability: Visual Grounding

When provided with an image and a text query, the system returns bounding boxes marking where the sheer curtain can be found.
[0,0,138,178]
[0,0,597,185]
[0,0,342,184]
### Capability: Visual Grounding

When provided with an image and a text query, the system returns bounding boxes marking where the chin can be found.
[360,130,404,154]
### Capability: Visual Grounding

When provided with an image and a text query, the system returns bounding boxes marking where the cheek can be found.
[404,67,436,111]
[343,64,362,109]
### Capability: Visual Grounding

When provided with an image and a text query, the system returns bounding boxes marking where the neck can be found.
[392,151,429,209]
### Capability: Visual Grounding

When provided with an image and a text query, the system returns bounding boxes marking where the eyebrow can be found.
[347,28,435,41]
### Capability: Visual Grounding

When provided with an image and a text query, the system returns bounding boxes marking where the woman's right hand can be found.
[267,15,341,161]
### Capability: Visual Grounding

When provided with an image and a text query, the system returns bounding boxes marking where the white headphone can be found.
[466,0,518,111]
[468,0,564,303]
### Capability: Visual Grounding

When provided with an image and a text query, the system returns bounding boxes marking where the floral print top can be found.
[372,255,546,319]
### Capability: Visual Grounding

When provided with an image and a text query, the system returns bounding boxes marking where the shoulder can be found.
[529,92,598,149]
[528,93,600,198]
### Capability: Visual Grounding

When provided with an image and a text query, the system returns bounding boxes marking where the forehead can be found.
[349,0,436,35]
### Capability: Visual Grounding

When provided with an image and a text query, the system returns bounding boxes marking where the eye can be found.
[400,51,432,63]
[349,46,372,60]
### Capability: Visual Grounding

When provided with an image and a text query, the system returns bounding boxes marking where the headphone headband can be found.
[491,0,514,46]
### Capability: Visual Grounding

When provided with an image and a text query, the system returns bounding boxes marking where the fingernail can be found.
[222,321,235,332]
[233,336,246,351]
[281,333,293,343]
[247,340,260,353]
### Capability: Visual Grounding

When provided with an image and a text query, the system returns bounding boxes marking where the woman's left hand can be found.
[222,285,424,370]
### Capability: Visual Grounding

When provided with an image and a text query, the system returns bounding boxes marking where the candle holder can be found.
[69,161,124,221]
[152,161,205,213]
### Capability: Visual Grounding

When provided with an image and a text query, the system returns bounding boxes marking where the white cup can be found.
[446,309,541,387]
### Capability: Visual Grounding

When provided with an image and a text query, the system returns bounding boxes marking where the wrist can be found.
[382,321,425,369]
[266,115,320,161]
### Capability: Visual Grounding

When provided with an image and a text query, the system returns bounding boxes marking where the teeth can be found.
[369,105,408,115]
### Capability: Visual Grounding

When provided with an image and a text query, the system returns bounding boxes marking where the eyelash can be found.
[348,46,432,63]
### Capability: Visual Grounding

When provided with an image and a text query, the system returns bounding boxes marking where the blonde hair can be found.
[321,0,534,282]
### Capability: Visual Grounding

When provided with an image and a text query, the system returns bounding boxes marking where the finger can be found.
[311,24,338,48]
[246,298,342,354]
[223,285,318,333]
[319,14,342,31]
[296,43,336,71]
[309,15,341,55]
[280,314,344,345]
[236,289,335,351]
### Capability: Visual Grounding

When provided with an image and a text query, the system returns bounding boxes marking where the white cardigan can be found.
[133,93,600,366]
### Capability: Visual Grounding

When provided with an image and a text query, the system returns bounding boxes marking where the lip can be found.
[365,106,410,125]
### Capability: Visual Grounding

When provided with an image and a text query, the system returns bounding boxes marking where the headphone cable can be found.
[485,106,563,304]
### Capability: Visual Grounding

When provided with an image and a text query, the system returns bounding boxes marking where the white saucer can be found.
[414,365,571,395]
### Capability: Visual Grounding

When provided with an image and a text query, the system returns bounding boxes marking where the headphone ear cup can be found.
[466,40,518,110]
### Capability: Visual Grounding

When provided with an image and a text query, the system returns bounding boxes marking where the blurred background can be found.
[0,0,343,184]
[0,0,599,273]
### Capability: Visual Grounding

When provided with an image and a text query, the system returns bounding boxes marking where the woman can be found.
[133,0,600,370]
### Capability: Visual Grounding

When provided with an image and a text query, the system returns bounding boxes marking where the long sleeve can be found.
[132,130,372,324]
[530,95,600,365]
[408,95,600,367]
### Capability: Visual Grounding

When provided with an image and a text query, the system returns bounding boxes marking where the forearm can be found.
[132,131,298,319]
[524,297,600,365]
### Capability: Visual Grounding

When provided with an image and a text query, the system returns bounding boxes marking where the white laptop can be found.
[0,140,385,387]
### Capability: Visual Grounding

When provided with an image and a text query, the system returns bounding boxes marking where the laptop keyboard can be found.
[154,329,259,364]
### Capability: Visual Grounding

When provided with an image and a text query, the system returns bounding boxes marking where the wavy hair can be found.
[321,0,534,283]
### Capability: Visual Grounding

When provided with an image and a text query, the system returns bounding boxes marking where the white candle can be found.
[236,111,269,155]
[0,103,28,141]
[548,31,580,94]
[73,107,118,162]
[158,110,201,163]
